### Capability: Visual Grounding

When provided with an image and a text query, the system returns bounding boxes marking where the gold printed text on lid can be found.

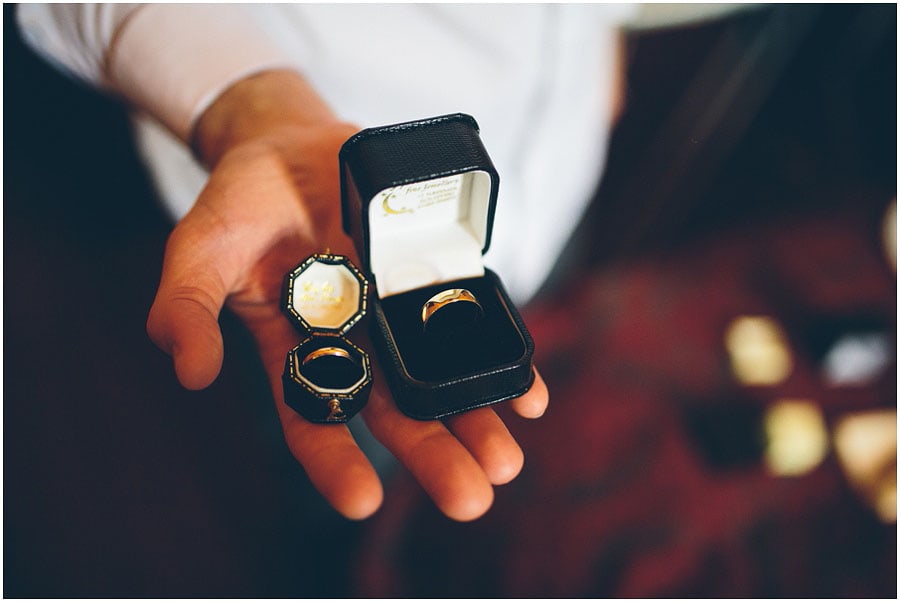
[375,174,464,219]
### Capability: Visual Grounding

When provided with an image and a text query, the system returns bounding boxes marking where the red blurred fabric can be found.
[353,206,896,597]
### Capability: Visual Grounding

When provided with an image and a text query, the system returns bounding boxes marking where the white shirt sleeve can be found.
[17,3,295,141]
[18,3,637,302]
[16,3,139,88]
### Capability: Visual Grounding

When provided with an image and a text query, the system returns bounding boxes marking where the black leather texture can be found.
[340,113,500,275]
[372,269,535,420]
[339,114,534,420]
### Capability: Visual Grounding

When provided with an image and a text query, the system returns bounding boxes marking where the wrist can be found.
[191,69,354,167]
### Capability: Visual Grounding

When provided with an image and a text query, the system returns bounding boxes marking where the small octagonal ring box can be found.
[339,113,535,420]
[281,253,372,423]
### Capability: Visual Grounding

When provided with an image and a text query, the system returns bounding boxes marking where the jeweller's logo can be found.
[378,177,461,218]
[381,189,414,217]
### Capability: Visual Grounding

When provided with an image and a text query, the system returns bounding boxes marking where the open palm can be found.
[146,117,548,521]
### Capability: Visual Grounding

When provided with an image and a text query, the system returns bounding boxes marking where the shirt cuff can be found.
[108,4,296,142]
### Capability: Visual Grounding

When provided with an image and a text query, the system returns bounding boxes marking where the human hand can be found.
[146,70,549,521]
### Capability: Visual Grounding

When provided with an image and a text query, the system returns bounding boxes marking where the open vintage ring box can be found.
[281,253,373,424]
[339,113,535,420]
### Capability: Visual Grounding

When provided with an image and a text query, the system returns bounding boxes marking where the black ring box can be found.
[340,113,534,420]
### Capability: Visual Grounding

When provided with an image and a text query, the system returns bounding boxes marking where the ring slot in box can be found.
[340,113,534,420]
[281,254,372,423]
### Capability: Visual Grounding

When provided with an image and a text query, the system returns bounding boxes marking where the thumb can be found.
[147,224,234,390]
[147,283,225,390]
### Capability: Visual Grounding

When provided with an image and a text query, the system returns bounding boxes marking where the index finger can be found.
[250,310,385,520]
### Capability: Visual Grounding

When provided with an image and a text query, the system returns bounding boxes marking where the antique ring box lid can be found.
[281,253,372,424]
[340,113,534,420]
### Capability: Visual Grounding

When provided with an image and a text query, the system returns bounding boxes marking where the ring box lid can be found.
[340,113,499,297]
[282,254,368,336]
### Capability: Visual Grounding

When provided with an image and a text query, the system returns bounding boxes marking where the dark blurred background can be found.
[4,4,896,597]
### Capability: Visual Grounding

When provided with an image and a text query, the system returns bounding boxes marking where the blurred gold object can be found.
[725,316,793,386]
[833,409,897,523]
[763,399,829,477]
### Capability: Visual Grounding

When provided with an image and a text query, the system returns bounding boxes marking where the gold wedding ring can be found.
[302,346,354,366]
[421,288,483,328]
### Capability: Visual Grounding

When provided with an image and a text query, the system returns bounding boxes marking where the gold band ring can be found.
[302,346,354,367]
[421,288,483,328]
